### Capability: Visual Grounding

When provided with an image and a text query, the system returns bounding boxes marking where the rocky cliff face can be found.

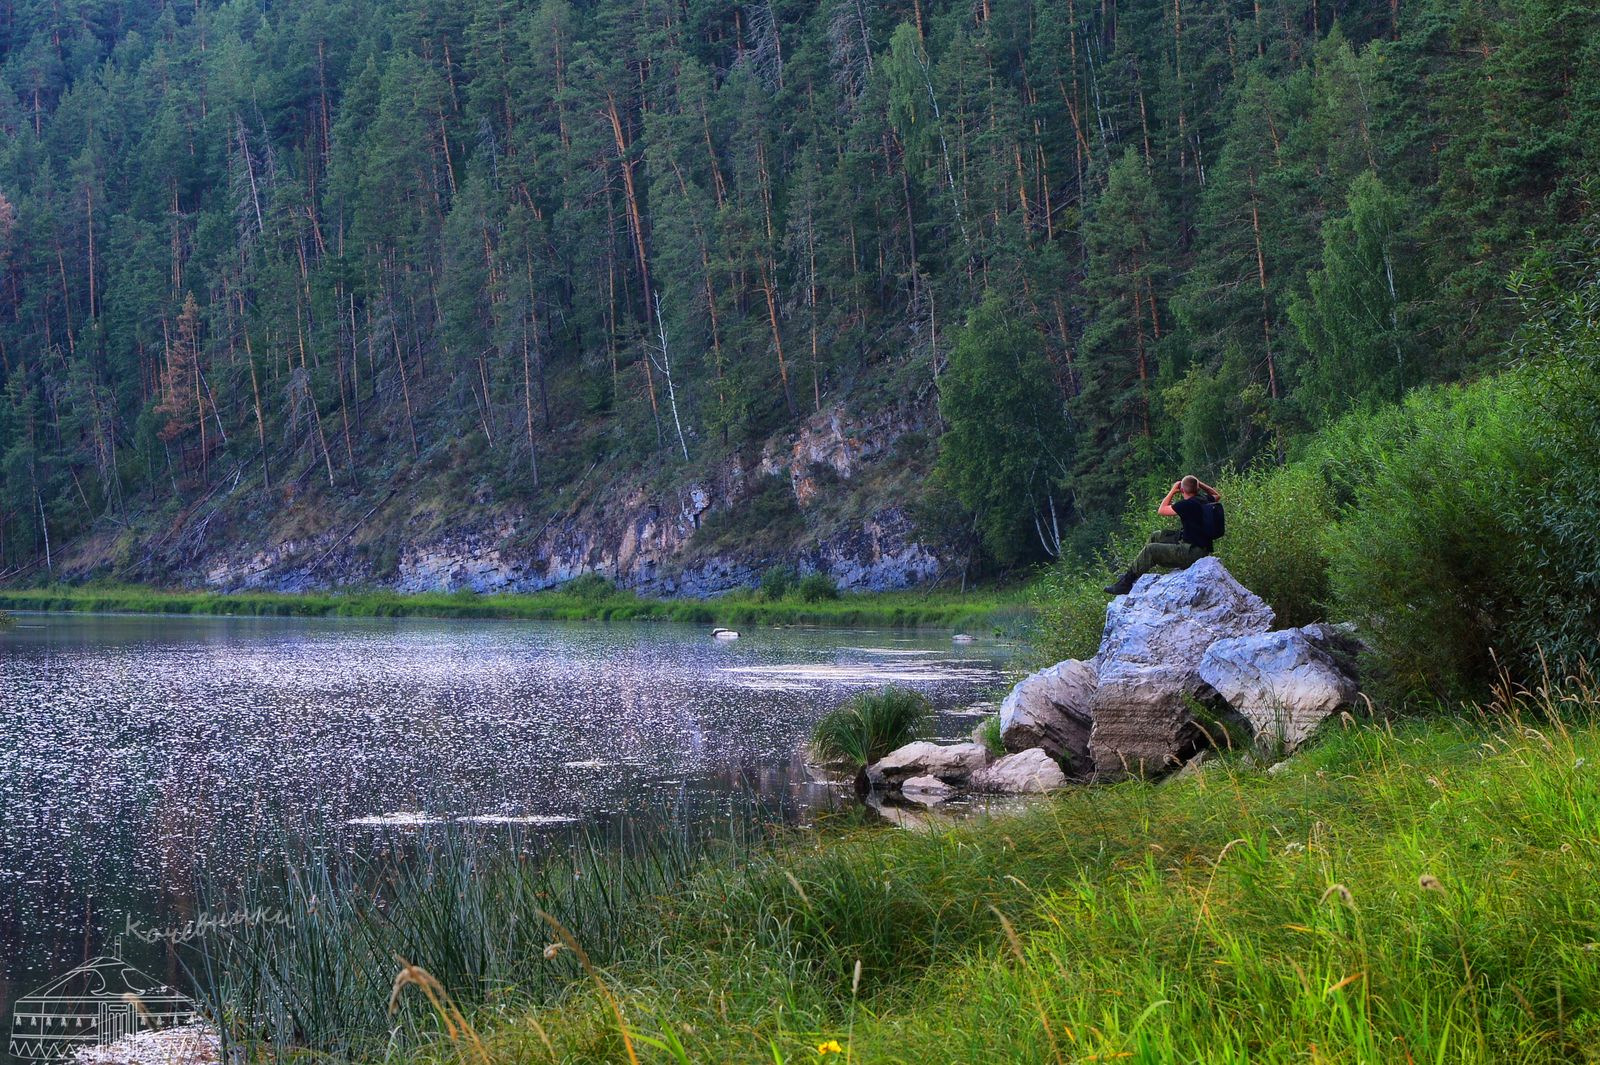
[180,403,942,596]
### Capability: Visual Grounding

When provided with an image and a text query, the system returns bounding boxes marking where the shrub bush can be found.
[1324,370,1546,702]
[758,565,798,601]
[975,714,1004,756]
[1027,563,1111,665]
[1214,461,1335,628]
[795,572,839,602]
[562,572,617,601]
[1499,274,1600,677]
[809,687,932,766]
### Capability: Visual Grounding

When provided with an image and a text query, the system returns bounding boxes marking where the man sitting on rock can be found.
[1103,475,1221,595]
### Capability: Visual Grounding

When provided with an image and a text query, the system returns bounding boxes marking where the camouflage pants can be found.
[1129,529,1208,577]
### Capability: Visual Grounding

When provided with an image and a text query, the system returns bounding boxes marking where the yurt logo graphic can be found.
[8,947,200,1063]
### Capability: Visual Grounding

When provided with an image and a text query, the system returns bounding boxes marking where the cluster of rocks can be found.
[864,557,1364,804]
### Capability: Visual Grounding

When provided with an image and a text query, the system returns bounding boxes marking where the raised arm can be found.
[1197,479,1222,501]
[1157,482,1180,517]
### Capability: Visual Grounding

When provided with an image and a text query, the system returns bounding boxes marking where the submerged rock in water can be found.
[901,774,958,804]
[1089,557,1274,777]
[999,659,1096,774]
[866,740,991,789]
[1198,627,1360,750]
[970,748,1069,794]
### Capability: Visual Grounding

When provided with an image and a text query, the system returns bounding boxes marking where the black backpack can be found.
[1203,496,1226,541]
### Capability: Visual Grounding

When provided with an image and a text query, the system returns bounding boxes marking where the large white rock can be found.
[969,748,1070,794]
[1089,557,1275,776]
[1198,627,1360,749]
[999,659,1096,774]
[866,741,991,789]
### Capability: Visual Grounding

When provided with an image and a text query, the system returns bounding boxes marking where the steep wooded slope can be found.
[0,0,1593,590]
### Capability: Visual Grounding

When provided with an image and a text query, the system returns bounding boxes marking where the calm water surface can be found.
[0,611,1014,1047]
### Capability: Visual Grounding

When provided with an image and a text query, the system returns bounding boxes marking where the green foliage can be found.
[560,572,617,601]
[1500,340,1600,673]
[975,714,1005,757]
[1323,373,1544,702]
[0,609,13,629]
[808,687,932,767]
[795,572,839,603]
[1212,462,1336,628]
[1027,562,1112,666]
[1291,173,1424,424]
[692,478,804,556]
[758,565,799,602]
[935,297,1073,566]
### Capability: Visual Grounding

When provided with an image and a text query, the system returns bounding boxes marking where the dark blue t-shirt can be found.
[1172,494,1214,552]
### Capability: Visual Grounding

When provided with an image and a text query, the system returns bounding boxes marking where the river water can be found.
[0,611,1014,1057]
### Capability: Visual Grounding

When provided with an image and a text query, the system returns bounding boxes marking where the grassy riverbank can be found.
[0,582,1031,631]
[210,678,1600,1064]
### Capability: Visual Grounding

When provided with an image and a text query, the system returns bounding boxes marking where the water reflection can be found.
[0,611,1012,1057]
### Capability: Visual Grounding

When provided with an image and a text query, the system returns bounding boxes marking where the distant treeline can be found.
[0,0,1595,573]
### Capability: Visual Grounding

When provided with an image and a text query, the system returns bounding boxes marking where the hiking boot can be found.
[1103,570,1138,596]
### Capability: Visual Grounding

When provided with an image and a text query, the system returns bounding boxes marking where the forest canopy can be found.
[0,0,1595,575]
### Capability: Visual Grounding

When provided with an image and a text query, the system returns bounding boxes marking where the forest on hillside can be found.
[0,0,1595,580]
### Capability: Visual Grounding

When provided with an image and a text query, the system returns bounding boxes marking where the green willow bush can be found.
[1322,263,1600,702]
[796,572,840,602]
[1027,562,1110,665]
[1325,372,1544,701]
[1501,271,1600,676]
[1214,462,1336,628]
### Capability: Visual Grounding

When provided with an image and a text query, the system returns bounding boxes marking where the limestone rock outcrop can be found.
[1198,627,1361,749]
[998,659,1096,773]
[1088,557,1275,776]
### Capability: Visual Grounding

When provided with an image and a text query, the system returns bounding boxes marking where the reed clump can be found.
[809,687,933,767]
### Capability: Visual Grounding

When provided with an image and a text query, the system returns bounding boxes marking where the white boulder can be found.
[1198,627,1360,750]
[1089,557,1275,776]
[998,659,1096,774]
[969,748,1069,794]
[865,741,991,790]
[901,774,958,804]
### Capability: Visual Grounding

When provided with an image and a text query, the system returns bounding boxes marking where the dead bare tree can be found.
[650,292,690,462]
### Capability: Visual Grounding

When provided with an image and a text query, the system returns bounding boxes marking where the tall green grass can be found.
[195,671,1600,1064]
[188,812,772,1061]
[808,687,933,766]
[383,672,1600,1064]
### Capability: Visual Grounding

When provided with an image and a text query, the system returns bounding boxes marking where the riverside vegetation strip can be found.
[201,679,1600,1064]
[0,583,1031,631]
